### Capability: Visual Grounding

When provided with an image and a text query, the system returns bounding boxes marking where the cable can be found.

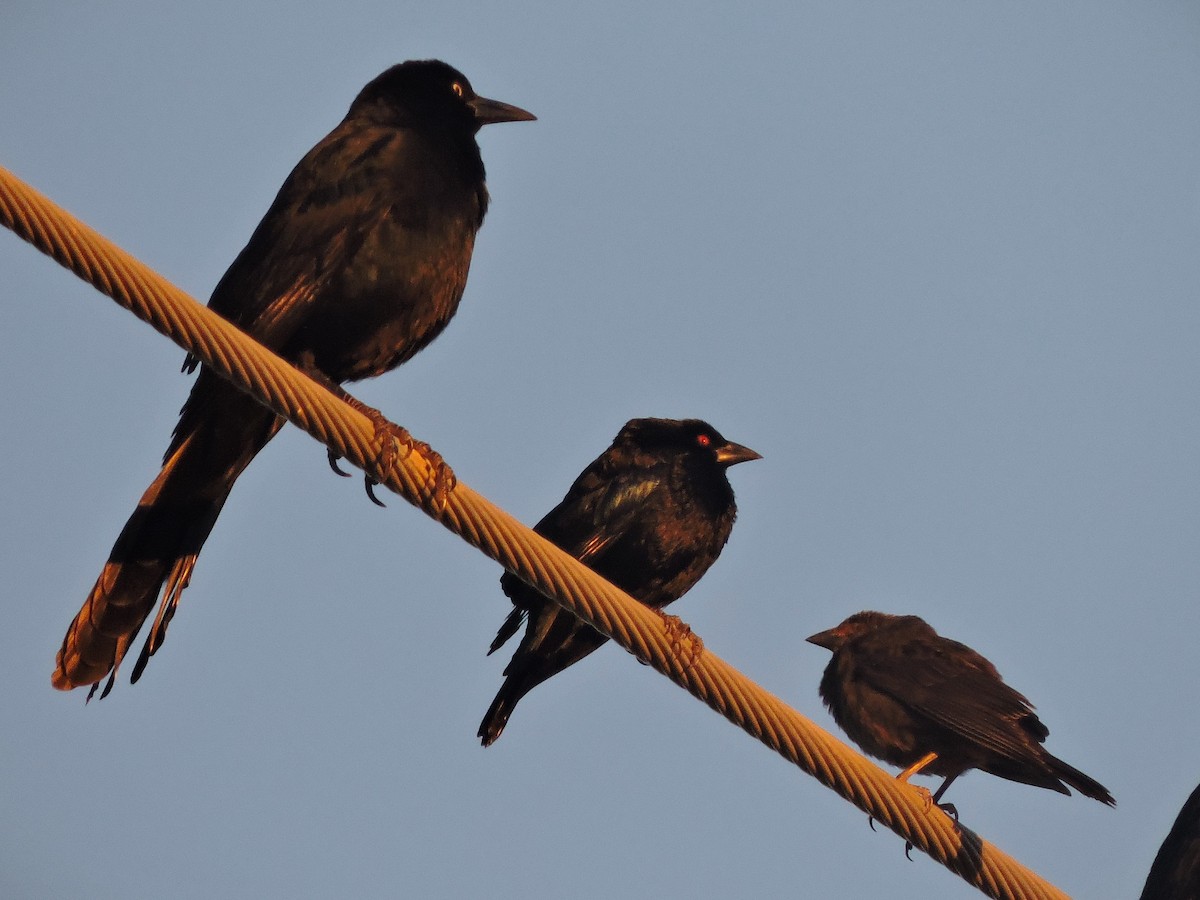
[1,162,1069,900]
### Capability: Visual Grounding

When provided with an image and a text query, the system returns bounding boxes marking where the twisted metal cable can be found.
[1,163,1069,900]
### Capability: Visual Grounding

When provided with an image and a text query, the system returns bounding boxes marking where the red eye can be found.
[696,434,712,448]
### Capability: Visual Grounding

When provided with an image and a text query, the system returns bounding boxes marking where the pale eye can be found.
[451,82,465,98]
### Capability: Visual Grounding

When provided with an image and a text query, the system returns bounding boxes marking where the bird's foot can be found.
[661,613,704,671]
[365,419,456,510]
[866,814,919,861]
[914,785,934,812]
[333,395,456,508]
[327,449,352,478]
[902,799,959,859]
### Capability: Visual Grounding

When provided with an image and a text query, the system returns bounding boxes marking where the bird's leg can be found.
[896,751,939,786]
[867,751,937,858]
[301,360,455,507]
[895,757,958,860]
[931,776,959,822]
[870,749,940,828]
[350,400,456,509]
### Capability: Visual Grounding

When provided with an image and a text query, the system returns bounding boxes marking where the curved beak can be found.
[470,95,537,126]
[714,441,762,468]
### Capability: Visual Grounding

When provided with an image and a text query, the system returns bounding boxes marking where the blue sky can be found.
[2,3,1199,897]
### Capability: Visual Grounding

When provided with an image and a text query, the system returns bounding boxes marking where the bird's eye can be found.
[450,82,466,98]
[696,433,712,448]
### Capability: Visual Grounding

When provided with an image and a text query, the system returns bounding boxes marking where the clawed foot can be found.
[364,424,456,510]
[328,395,456,509]
[661,613,704,670]
[902,801,959,860]
[327,449,352,478]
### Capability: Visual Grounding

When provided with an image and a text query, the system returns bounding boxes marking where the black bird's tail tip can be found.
[478,723,503,747]
[478,709,508,747]
[478,683,523,747]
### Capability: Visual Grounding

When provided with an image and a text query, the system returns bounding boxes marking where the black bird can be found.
[807,611,1114,809]
[479,417,760,746]
[53,60,534,697]
[1140,781,1200,900]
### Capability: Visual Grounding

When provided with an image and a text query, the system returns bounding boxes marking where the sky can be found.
[2,2,1199,898]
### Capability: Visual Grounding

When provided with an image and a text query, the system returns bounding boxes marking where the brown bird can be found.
[53,60,534,698]
[807,611,1114,809]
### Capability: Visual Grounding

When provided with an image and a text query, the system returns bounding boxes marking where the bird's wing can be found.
[204,123,404,348]
[532,460,666,566]
[863,637,1049,759]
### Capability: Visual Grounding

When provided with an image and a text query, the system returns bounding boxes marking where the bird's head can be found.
[351,60,536,132]
[618,418,762,470]
[807,610,905,652]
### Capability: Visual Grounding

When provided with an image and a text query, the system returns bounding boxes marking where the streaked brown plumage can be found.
[53,60,534,697]
[808,611,1114,808]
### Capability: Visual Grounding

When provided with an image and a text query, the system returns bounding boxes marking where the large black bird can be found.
[807,611,1114,808]
[479,417,760,746]
[1140,781,1200,900]
[53,60,534,697]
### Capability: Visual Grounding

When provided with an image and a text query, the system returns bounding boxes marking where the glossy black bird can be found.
[53,60,534,697]
[479,417,760,746]
[807,611,1114,808]
[1140,782,1200,900]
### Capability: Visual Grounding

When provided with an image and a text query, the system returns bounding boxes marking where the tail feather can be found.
[53,452,231,692]
[478,675,531,747]
[487,606,525,656]
[53,377,280,693]
[130,553,198,684]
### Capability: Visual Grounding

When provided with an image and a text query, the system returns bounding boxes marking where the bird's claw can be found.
[408,436,456,510]
[901,800,959,860]
[914,785,934,812]
[661,613,704,671]
[364,421,456,510]
[332,395,456,509]
[327,449,353,478]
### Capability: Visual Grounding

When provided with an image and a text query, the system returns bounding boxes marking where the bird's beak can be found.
[806,628,840,651]
[470,95,537,126]
[714,441,762,468]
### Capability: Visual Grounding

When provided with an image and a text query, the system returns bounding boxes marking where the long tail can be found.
[477,674,533,747]
[479,596,613,746]
[52,373,281,697]
[1047,752,1116,806]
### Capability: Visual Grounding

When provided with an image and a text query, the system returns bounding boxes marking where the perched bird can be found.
[1140,781,1200,900]
[479,417,760,746]
[53,60,534,698]
[807,611,1114,809]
